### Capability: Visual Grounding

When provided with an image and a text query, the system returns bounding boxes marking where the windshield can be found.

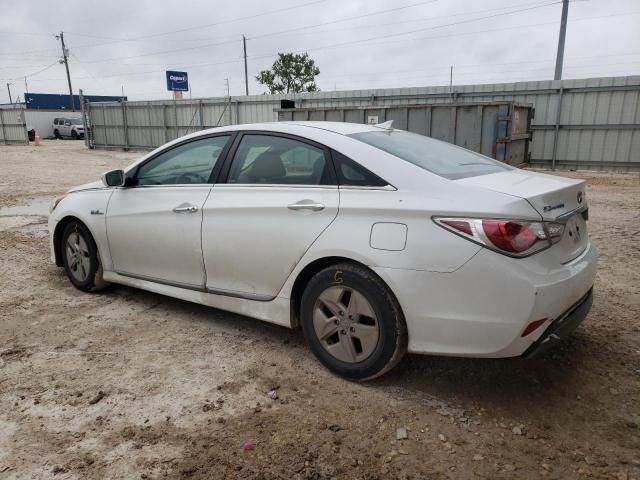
[348,130,512,180]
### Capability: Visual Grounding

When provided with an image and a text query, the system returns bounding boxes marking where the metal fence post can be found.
[146,102,152,148]
[79,89,89,149]
[121,100,129,150]
[199,100,205,130]
[102,104,108,149]
[21,108,28,144]
[551,86,564,170]
[0,109,7,145]
[163,104,169,143]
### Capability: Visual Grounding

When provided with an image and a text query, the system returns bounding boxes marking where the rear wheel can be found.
[300,262,407,380]
[54,129,61,139]
[61,220,109,292]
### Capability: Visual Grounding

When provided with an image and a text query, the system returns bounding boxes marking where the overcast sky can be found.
[0,0,638,103]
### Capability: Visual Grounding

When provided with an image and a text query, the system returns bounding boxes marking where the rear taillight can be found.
[435,217,565,257]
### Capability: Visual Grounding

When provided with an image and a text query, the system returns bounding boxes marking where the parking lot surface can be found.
[1,141,639,479]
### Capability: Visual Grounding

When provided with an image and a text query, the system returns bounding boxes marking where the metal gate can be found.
[0,106,29,145]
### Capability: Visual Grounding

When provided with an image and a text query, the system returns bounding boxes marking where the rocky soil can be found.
[0,141,639,479]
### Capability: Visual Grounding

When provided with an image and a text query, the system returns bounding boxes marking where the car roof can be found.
[278,121,382,135]
[195,121,385,137]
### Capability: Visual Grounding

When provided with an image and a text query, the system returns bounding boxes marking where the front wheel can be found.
[71,130,78,139]
[300,263,407,381]
[61,221,109,292]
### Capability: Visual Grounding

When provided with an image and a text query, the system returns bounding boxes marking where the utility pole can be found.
[449,65,453,100]
[24,76,28,94]
[554,0,569,80]
[242,35,249,96]
[225,78,232,125]
[6,83,13,104]
[56,32,75,110]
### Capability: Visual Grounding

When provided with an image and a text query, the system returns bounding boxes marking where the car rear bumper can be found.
[373,239,598,358]
[523,287,593,357]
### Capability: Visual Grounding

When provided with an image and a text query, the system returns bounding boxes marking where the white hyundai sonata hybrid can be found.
[49,121,597,379]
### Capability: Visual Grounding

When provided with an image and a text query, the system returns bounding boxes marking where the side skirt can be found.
[102,271,292,328]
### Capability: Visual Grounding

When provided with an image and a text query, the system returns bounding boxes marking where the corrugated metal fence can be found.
[0,105,28,145]
[87,75,640,171]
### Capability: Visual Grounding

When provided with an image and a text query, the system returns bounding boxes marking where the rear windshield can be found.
[348,130,512,180]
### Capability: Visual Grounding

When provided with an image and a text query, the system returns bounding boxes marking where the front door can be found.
[106,134,231,288]
[202,133,339,299]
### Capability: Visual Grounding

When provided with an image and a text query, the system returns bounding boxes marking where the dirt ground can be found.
[0,140,639,480]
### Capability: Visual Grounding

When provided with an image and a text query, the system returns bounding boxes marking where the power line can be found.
[0,0,326,57]
[249,0,438,41]
[79,0,440,64]
[74,0,559,66]
[65,0,327,43]
[3,3,637,86]
[38,8,640,84]
[2,61,59,81]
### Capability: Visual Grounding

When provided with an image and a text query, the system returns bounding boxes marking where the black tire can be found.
[300,262,407,381]
[71,130,78,140]
[60,220,109,292]
[54,129,61,139]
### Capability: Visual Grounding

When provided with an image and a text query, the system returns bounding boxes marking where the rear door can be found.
[201,132,339,300]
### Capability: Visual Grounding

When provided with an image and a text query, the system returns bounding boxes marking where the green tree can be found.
[256,53,320,94]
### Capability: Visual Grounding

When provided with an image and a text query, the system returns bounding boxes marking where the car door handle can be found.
[173,205,198,213]
[287,201,325,212]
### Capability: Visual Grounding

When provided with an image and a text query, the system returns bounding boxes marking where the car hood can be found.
[455,169,586,220]
[67,180,104,193]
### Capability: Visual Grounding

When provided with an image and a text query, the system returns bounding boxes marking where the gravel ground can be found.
[1,140,639,480]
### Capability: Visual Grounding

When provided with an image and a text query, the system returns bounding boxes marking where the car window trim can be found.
[330,149,395,190]
[216,131,338,187]
[125,132,237,188]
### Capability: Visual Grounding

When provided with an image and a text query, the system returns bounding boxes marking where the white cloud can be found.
[0,0,638,103]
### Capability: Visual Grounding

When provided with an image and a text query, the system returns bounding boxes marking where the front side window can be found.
[349,130,512,180]
[136,135,230,186]
[227,134,335,185]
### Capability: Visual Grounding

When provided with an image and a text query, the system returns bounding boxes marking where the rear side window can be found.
[349,130,512,180]
[331,150,389,187]
[227,134,336,185]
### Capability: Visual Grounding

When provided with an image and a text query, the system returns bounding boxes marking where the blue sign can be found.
[166,71,189,91]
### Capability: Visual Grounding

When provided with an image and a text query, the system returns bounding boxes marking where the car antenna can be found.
[375,120,394,130]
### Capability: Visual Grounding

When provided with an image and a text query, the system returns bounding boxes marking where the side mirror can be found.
[102,169,125,187]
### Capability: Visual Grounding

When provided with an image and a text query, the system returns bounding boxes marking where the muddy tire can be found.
[60,220,110,292]
[300,262,407,381]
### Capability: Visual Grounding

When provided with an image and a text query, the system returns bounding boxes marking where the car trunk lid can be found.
[456,170,589,263]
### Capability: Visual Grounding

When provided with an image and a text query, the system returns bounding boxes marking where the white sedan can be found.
[49,121,597,380]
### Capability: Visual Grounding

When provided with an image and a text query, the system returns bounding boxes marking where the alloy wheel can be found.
[313,286,380,363]
[65,231,91,282]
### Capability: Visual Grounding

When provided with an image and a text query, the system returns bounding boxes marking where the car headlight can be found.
[50,194,67,213]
